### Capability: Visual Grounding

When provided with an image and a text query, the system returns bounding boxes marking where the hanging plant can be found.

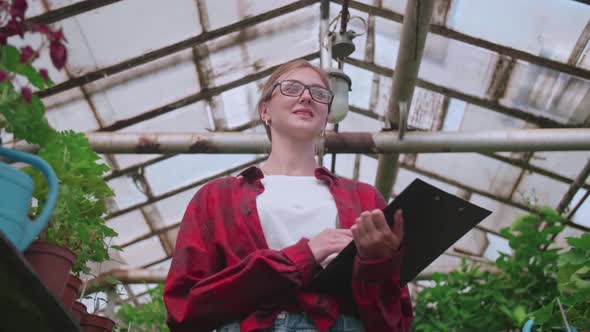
[0,0,119,274]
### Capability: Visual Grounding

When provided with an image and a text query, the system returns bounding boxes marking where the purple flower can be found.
[10,0,28,20]
[50,41,67,70]
[21,86,32,103]
[19,46,37,64]
[39,68,49,82]
[6,18,24,37]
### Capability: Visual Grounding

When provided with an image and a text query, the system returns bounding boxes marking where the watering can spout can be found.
[0,147,59,252]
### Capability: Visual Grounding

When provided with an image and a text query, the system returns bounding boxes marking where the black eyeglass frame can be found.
[269,80,334,105]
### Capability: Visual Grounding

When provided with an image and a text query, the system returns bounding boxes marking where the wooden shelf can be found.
[0,233,81,332]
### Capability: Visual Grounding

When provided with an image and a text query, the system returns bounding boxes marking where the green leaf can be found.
[511,214,540,230]
[16,64,47,89]
[538,206,565,223]
[530,301,554,324]
[499,305,513,319]
[1,45,20,71]
[513,305,527,326]
[567,233,590,250]
[103,276,121,285]
[116,285,170,332]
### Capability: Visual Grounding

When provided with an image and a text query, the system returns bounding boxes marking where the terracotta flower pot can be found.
[24,241,77,298]
[81,313,115,332]
[70,301,87,324]
[62,274,83,311]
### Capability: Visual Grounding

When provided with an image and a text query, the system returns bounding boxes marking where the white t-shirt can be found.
[256,175,339,256]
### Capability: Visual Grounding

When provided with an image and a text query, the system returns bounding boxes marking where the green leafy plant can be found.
[116,284,170,332]
[0,0,118,274]
[412,261,513,332]
[413,207,569,331]
[26,131,119,273]
[528,233,590,330]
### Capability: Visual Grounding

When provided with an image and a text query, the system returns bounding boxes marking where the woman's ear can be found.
[259,102,270,122]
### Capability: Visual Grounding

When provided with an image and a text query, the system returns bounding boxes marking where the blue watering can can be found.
[0,146,59,252]
[523,319,578,332]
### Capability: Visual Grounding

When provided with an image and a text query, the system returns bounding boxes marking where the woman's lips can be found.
[292,108,314,118]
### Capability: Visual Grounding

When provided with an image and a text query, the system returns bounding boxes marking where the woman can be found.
[164,60,413,332]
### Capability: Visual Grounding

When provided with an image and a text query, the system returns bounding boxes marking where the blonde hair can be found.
[257,60,331,140]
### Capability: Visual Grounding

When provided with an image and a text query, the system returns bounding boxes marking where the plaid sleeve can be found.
[351,183,414,332]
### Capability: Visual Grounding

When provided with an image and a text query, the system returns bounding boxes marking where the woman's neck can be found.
[263,135,319,176]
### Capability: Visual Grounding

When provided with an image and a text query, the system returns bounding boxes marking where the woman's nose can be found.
[299,88,313,103]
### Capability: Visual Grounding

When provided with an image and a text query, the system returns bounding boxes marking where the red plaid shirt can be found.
[164,166,413,332]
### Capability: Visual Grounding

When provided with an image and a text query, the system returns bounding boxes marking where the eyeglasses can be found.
[271,80,334,104]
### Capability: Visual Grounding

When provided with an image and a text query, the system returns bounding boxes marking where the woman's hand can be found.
[308,229,353,263]
[351,209,404,261]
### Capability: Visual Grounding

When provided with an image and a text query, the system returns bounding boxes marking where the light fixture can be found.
[330,30,357,59]
[327,68,352,124]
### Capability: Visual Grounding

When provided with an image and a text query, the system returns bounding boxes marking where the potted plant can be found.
[0,0,119,305]
[71,300,88,324]
[24,130,119,297]
[74,281,122,332]
[81,313,116,332]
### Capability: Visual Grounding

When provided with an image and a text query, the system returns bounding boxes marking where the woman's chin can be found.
[283,128,322,141]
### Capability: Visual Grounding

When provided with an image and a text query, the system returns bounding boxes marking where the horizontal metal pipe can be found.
[90,260,476,287]
[8,129,590,154]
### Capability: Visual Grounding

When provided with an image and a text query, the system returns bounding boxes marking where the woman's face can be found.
[262,67,330,141]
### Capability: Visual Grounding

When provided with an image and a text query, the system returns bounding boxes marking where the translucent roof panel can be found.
[450,0,590,63]
[573,190,590,227]
[502,61,590,124]
[415,153,523,198]
[87,50,202,126]
[144,154,260,195]
[65,0,203,69]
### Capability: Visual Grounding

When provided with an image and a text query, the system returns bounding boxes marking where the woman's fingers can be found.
[334,228,353,237]
[370,209,389,233]
[352,209,405,259]
[356,211,375,238]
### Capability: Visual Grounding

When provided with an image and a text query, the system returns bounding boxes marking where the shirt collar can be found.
[238,165,338,185]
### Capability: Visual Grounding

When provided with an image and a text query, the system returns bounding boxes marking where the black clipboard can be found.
[308,178,492,295]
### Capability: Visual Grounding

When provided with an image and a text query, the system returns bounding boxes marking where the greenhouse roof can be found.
[3,0,590,306]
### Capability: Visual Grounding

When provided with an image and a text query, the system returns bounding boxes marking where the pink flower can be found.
[0,71,8,82]
[10,0,28,20]
[50,41,67,70]
[19,46,37,64]
[39,68,49,82]
[51,28,65,43]
[32,23,52,37]
[21,87,32,103]
[6,18,24,37]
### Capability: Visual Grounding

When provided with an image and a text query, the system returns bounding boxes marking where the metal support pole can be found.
[375,0,435,199]
[542,158,590,251]
[7,129,590,154]
[557,159,590,214]
[320,0,331,70]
